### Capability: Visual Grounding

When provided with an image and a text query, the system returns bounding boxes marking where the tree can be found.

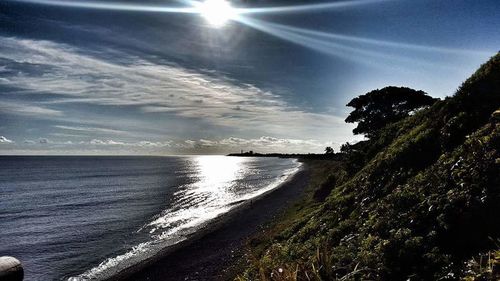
[325,146,334,154]
[340,142,352,154]
[345,86,437,138]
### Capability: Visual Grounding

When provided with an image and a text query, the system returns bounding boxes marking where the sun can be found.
[196,0,237,27]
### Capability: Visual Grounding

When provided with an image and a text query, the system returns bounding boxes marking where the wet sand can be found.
[115,162,311,281]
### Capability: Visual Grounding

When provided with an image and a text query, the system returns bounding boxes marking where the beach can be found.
[115,162,311,281]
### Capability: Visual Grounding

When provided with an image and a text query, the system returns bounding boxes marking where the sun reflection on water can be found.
[143,155,301,242]
[194,155,246,191]
[145,156,250,236]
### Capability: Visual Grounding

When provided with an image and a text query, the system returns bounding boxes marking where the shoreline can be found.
[107,161,311,281]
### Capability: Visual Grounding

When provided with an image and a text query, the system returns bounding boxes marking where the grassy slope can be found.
[238,53,500,280]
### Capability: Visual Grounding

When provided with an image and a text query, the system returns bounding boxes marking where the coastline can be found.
[105,160,311,281]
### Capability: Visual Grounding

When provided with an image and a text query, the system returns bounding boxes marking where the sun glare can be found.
[197,0,237,27]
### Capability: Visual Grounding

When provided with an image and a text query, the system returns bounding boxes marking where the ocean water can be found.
[0,155,301,281]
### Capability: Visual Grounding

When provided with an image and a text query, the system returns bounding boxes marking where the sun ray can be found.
[7,0,391,15]
[236,0,390,15]
[234,17,461,71]
[264,21,491,56]
[7,0,491,62]
[9,0,199,13]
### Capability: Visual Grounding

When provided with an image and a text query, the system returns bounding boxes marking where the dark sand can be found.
[117,163,311,281]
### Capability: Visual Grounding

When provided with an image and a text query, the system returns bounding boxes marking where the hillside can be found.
[238,53,500,280]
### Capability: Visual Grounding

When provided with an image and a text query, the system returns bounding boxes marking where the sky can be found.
[0,0,499,155]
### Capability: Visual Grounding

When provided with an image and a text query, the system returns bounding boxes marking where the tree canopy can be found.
[345,86,437,138]
[324,146,334,154]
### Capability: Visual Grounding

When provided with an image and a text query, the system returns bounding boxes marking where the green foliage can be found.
[345,86,437,138]
[312,174,337,202]
[238,53,500,281]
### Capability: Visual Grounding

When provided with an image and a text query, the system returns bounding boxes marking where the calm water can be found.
[0,156,300,281]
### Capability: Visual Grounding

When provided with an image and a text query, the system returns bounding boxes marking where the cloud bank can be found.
[3,135,339,155]
[0,136,14,143]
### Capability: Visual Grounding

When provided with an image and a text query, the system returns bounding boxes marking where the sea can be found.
[0,155,301,281]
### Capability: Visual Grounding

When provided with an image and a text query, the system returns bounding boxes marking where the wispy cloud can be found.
[54,125,130,136]
[0,101,63,117]
[0,36,361,155]
[0,36,350,143]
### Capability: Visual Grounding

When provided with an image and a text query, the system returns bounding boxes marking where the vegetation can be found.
[345,86,437,138]
[237,53,500,280]
[325,147,335,155]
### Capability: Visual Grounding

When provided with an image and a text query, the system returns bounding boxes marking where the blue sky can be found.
[0,0,499,155]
